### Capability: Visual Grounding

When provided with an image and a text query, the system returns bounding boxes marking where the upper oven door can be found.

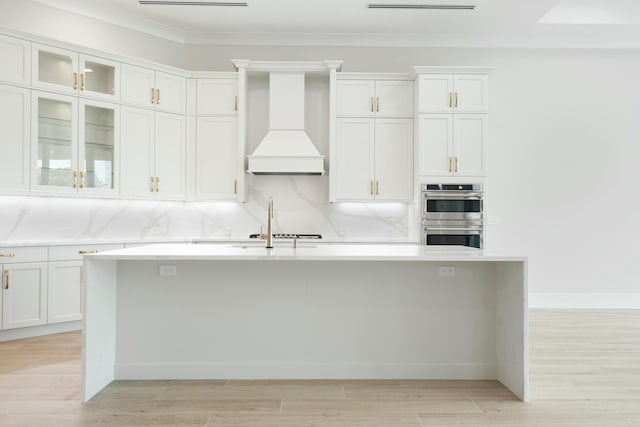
[422,191,483,221]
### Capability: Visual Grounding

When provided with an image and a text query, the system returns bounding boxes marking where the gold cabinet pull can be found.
[78,250,97,254]
[155,176,160,192]
[375,180,379,195]
[233,179,238,195]
[376,97,380,113]
[448,157,452,173]
[370,180,374,195]
[79,171,85,189]
[73,170,77,188]
[73,72,78,90]
[455,157,459,172]
[151,88,155,104]
[80,73,85,91]
[150,176,155,192]
[156,89,161,105]
[370,97,374,113]
[234,96,238,112]
[0,253,15,257]
[449,92,453,108]
[455,92,459,108]
[4,270,9,290]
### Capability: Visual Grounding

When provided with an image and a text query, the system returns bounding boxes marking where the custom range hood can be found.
[248,71,323,175]
[235,60,342,175]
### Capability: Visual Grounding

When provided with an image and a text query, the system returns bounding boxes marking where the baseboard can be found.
[0,321,81,342]
[529,293,640,309]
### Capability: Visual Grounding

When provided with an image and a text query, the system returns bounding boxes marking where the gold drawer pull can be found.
[455,157,459,172]
[73,170,77,188]
[375,180,379,195]
[78,250,97,254]
[4,270,8,290]
[155,176,160,192]
[81,73,85,91]
[73,72,78,90]
[455,92,459,108]
[150,176,155,192]
[234,96,238,111]
[156,89,161,105]
[449,92,452,108]
[0,253,15,257]
[233,179,238,195]
[151,88,155,104]
[370,180,374,195]
[376,97,380,113]
[370,97,374,113]
[448,157,452,173]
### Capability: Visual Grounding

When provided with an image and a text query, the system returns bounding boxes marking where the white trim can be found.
[529,293,640,309]
[0,321,81,342]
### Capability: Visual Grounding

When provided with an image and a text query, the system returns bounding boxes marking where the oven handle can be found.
[424,227,483,232]
[424,192,483,199]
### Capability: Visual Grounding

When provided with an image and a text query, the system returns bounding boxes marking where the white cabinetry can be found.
[32,44,119,101]
[195,116,239,199]
[31,91,119,194]
[418,74,488,113]
[196,78,238,115]
[0,34,30,86]
[1,248,48,330]
[0,84,30,192]
[336,79,413,117]
[121,64,186,114]
[415,68,491,179]
[120,106,186,199]
[335,118,413,201]
[333,75,414,202]
[47,243,123,324]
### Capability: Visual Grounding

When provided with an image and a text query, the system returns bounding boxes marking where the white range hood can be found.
[247,71,325,175]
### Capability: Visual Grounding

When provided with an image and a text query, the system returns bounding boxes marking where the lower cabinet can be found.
[47,260,82,324]
[1,262,48,330]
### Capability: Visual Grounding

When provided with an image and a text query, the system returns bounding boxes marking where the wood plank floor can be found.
[0,309,639,426]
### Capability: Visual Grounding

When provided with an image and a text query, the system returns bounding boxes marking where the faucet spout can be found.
[265,197,274,249]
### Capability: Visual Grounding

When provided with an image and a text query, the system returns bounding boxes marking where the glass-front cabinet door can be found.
[32,92,78,193]
[32,44,119,100]
[79,100,118,194]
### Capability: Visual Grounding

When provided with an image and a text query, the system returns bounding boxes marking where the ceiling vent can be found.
[367,4,476,10]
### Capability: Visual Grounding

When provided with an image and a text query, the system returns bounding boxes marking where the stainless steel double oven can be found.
[421,184,484,249]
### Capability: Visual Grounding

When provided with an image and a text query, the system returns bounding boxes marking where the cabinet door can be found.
[154,112,186,199]
[2,262,47,330]
[155,71,187,114]
[0,34,30,85]
[374,119,414,201]
[78,54,119,101]
[121,64,155,108]
[418,114,453,176]
[374,81,413,118]
[48,261,82,324]
[32,44,78,95]
[454,114,487,177]
[120,106,155,197]
[0,85,30,192]
[418,74,454,113]
[453,75,488,113]
[196,116,239,199]
[197,79,238,115]
[334,118,374,200]
[79,99,119,195]
[336,80,375,117]
[32,91,79,193]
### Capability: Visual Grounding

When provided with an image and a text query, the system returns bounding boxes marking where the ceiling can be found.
[31,0,640,47]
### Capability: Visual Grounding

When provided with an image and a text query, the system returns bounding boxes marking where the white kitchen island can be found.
[81,244,528,402]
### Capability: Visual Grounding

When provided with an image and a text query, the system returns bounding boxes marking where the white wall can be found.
[1,4,639,307]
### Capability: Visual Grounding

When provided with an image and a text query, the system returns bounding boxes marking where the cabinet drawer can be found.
[48,244,124,261]
[0,246,47,263]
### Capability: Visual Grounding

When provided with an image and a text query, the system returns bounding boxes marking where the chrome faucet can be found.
[262,196,274,249]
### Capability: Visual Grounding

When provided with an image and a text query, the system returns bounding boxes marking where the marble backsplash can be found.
[0,176,417,244]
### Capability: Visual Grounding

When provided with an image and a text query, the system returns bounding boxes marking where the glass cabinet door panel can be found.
[37,97,75,187]
[83,104,115,189]
[83,60,116,96]
[38,50,75,90]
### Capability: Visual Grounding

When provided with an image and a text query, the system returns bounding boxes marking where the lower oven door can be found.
[422,226,483,249]
[422,193,483,221]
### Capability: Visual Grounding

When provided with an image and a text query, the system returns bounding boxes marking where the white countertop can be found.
[85,243,526,262]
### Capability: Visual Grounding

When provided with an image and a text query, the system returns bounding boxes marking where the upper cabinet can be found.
[0,84,30,193]
[196,78,238,115]
[336,79,413,118]
[0,34,30,86]
[418,74,488,114]
[121,64,186,114]
[32,43,120,101]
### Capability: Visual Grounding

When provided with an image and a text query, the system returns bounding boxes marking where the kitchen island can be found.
[82,244,528,401]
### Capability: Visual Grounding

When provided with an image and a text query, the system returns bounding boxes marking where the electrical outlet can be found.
[439,266,455,277]
[159,265,176,276]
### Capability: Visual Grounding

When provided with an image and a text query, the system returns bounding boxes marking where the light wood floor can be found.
[0,309,639,426]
